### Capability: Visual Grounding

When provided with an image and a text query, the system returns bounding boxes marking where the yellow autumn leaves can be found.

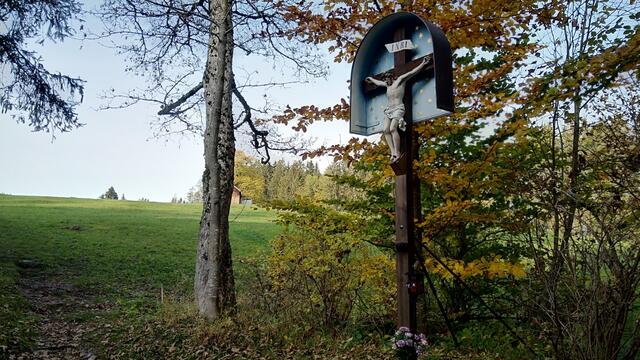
[424,255,527,280]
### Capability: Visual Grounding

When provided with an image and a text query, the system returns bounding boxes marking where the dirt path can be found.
[12,266,97,360]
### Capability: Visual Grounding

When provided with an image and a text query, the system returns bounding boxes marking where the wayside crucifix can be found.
[349,12,453,335]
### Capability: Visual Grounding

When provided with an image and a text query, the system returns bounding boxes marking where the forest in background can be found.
[184,150,360,204]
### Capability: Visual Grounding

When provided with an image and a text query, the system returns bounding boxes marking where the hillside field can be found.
[0,195,280,357]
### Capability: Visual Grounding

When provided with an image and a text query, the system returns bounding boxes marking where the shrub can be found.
[267,200,395,330]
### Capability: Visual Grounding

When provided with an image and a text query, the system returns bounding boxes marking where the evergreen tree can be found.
[101,186,118,200]
[1,0,85,132]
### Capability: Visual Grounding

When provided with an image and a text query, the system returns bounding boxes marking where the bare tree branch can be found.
[158,81,203,115]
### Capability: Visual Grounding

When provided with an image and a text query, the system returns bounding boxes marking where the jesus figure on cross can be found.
[365,57,429,162]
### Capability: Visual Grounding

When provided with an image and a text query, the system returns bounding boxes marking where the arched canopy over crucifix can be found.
[350,12,453,141]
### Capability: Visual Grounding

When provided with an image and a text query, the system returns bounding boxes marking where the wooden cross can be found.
[362,27,433,335]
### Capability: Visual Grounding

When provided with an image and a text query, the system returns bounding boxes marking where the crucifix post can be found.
[390,26,422,334]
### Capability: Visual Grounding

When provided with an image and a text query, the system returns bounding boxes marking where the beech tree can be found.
[98,0,324,319]
[274,0,639,355]
[1,0,85,133]
[274,0,541,325]
[516,0,640,357]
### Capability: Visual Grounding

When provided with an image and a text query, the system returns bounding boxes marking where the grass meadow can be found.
[0,195,281,357]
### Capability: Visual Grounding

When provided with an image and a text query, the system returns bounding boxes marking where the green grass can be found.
[0,259,37,353]
[0,194,280,354]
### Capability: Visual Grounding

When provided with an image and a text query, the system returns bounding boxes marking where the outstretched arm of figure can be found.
[396,58,429,84]
[365,76,387,88]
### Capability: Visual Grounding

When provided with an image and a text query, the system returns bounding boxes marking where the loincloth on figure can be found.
[383,104,407,131]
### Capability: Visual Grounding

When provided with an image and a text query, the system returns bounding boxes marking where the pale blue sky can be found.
[0,5,352,202]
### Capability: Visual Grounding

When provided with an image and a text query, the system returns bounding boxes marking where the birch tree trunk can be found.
[194,0,236,320]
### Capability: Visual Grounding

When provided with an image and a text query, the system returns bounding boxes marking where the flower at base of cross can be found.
[391,327,428,359]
